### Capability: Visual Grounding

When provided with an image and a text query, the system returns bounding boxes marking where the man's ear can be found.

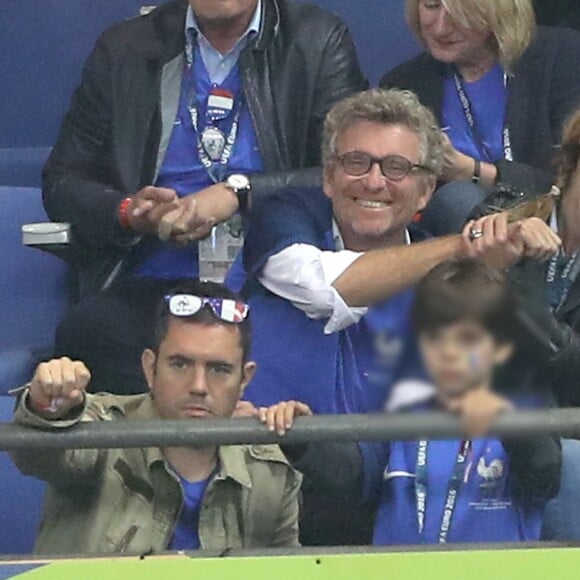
[142,349,157,392]
[240,361,257,395]
[322,164,335,200]
[416,176,437,213]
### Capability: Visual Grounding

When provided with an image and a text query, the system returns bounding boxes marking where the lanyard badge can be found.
[415,440,472,543]
[452,68,513,163]
[200,88,237,164]
[184,36,242,183]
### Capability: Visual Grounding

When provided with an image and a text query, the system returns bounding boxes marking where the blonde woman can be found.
[382,0,580,200]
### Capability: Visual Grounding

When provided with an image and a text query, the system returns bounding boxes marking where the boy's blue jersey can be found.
[371,437,545,545]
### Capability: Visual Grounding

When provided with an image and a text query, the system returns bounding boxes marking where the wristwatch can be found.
[225,174,251,213]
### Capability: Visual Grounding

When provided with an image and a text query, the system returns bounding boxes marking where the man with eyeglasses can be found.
[240,88,559,545]
[10,281,301,555]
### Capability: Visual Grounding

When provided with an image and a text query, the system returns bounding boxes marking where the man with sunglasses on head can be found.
[10,282,301,555]
[241,88,561,545]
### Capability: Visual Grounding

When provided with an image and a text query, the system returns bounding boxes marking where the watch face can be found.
[228,174,250,190]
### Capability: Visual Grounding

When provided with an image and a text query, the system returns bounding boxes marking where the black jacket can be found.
[42,0,367,293]
[381,27,580,194]
[471,188,580,407]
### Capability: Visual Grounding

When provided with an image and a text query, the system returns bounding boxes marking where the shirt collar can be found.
[332,220,412,250]
[186,1,262,54]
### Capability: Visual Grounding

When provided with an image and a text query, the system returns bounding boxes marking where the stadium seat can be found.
[0,398,45,554]
[0,148,51,188]
[0,186,70,554]
[0,187,70,391]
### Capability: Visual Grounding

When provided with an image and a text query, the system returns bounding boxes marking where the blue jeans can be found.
[420,181,489,237]
[543,439,580,540]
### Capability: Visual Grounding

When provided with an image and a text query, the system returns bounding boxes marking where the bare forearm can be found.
[333,235,465,307]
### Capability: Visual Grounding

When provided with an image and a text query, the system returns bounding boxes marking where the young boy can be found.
[262,260,562,545]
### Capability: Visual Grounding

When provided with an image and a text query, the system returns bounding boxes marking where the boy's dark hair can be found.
[413,260,516,342]
[151,280,251,362]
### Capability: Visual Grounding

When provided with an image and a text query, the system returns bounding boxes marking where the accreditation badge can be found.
[207,88,235,121]
[201,126,226,161]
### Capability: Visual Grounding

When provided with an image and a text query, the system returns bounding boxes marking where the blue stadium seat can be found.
[0,148,52,188]
[0,187,70,390]
[0,398,45,554]
[0,186,70,554]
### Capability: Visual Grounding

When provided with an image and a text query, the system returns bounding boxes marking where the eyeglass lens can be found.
[339,152,415,181]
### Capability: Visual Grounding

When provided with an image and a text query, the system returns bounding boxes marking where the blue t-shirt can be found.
[168,473,213,551]
[442,64,508,163]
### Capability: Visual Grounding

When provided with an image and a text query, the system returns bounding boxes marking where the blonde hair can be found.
[406,0,536,73]
[504,108,580,222]
[322,88,445,178]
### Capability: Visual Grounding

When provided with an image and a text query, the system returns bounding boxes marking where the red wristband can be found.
[118,197,133,230]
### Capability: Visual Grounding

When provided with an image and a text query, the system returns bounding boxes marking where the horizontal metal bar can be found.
[0,409,580,452]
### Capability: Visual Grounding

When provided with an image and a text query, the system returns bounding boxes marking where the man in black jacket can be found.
[44,0,367,394]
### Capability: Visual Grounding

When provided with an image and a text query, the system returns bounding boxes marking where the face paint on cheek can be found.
[468,351,481,374]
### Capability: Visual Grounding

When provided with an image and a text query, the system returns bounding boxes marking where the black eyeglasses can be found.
[335,151,431,181]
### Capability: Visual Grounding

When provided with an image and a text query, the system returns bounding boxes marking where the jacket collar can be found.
[252,0,280,52]
[128,395,252,488]
[216,446,253,488]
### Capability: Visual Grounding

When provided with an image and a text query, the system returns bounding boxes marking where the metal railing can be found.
[1,408,580,451]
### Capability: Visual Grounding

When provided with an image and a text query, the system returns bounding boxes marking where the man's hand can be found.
[259,401,313,436]
[462,213,524,269]
[517,217,561,261]
[125,186,180,236]
[171,184,240,245]
[28,357,91,418]
[448,389,513,439]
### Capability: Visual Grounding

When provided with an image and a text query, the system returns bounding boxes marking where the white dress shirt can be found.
[259,222,411,334]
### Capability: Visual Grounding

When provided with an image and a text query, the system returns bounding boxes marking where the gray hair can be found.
[322,88,445,178]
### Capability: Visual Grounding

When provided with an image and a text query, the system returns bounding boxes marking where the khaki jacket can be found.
[11,393,301,555]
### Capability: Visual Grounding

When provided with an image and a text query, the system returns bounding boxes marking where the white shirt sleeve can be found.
[259,243,368,334]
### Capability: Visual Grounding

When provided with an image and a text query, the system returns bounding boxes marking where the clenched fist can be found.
[28,357,91,417]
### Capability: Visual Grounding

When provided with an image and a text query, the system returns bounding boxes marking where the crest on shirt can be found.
[477,457,504,499]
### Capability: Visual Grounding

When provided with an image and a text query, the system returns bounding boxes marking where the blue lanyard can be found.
[184,37,242,184]
[546,250,580,313]
[415,440,472,543]
[452,68,513,163]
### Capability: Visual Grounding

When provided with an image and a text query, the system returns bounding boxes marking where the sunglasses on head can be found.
[164,295,249,324]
